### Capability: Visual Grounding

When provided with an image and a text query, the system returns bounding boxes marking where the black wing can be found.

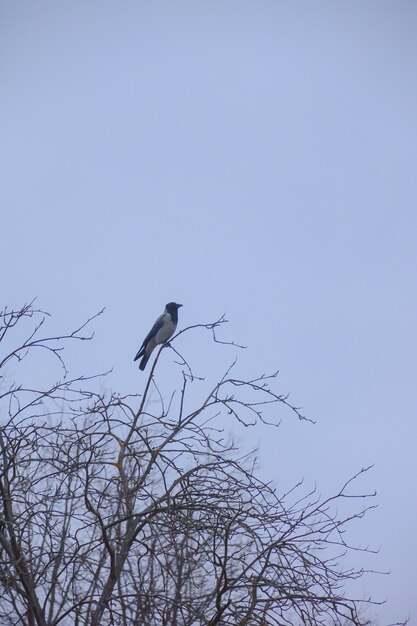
[134,313,167,362]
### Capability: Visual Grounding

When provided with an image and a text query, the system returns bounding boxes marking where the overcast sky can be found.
[1,2,417,623]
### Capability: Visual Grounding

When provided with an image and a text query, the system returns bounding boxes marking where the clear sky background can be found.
[1,2,416,623]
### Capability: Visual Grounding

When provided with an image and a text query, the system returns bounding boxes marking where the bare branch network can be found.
[0,303,402,626]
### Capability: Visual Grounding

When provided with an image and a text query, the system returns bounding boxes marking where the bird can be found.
[134,302,183,371]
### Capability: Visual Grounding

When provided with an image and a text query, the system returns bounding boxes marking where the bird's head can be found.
[165,302,183,313]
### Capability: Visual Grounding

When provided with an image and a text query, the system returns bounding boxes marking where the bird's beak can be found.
[177,304,183,308]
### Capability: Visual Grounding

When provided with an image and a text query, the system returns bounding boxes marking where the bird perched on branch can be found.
[134,302,183,371]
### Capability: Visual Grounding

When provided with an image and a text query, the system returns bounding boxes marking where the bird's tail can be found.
[139,353,149,371]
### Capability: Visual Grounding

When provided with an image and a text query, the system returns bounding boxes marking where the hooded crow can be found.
[134,302,183,371]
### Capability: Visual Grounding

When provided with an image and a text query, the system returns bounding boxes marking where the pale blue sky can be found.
[1,2,417,622]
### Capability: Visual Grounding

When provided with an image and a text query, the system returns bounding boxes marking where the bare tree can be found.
[0,303,399,626]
